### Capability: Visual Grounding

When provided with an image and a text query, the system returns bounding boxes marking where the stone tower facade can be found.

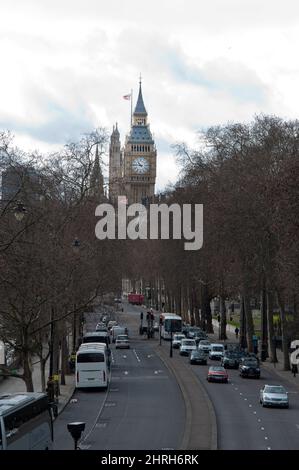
[109,81,157,205]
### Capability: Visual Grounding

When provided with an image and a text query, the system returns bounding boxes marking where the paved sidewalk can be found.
[211,319,299,390]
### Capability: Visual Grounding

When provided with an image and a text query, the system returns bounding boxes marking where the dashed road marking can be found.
[249,404,252,407]
[253,411,257,414]
[105,402,116,407]
[133,349,141,363]
[261,427,265,431]
[122,355,127,358]
[265,437,268,440]
[267,447,271,450]
[79,444,91,450]
[124,371,129,375]
[244,398,248,401]
[95,422,107,428]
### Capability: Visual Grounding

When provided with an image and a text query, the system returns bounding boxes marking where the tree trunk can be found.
[260,285,268,360]
[201,285,213,333]
[244,294,254,352]
[219,295,227,340]
[60,329,69,385]
[23,350,34,392]
[276,290,290,371]
[266,290,277,363]
[239,295,247,349]
[40,358,47,392]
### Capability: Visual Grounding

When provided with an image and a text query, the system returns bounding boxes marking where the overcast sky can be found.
[1,0,299,189]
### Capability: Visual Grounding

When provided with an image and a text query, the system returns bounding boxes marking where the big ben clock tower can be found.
[122,79,157,205]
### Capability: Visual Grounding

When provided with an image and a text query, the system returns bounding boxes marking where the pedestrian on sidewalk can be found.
[291,362,298,378]
[235,327,239,339]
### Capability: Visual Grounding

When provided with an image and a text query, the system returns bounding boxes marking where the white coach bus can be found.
[76,343,109,389]
[160,314,182,340]
[0,393,53,450]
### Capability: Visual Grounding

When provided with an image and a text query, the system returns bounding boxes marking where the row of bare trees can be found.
[121,115,299,370]
[0,129,122,390]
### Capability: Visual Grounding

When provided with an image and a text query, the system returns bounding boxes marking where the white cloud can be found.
[0,0,299,188]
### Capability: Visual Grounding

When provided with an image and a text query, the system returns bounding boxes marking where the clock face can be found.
[132,157,149,174]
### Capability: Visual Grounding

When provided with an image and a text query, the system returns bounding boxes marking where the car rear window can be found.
[77,353,105,363]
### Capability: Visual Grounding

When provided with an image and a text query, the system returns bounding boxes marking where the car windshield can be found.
[210,367,224,371]
[264,386,286,394]
[200,341,210,345]
[117,336,128,340]
[183,340,195,346]
[212,346,223,351]
[243,359,258,366]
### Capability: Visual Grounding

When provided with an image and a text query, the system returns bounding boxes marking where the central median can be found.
[155,341,217,450]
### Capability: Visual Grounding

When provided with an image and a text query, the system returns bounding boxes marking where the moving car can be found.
[111,326,128,343]
[259,384,289,408]
[198,340,211,354]
[96,323,108,332]
[186,327,202,339]
[190,350,208,365]
[172,334,186,349]
[239,357,260,378]
[179,339,197,356]
[209,343,225,360]
[207,366,228,383]
[221,351,240,369]
[115,335,130,349]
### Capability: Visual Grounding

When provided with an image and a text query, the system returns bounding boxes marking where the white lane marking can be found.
[79,444,91,450]
[253,411,257,414]
[265,437,268,440]
[133,349,141,363]
[95,423,107,428]
[240,393,243,395]
[244,398,248,401]
[124,371,129,375]
[296,424,299,430]
[249,404,252,407]
[235,388,238,390]
[258,419,262,422]
[261,427,265,431]
[267,447,271,450]
[122,355,127,358]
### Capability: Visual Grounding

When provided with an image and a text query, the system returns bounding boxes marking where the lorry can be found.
[128,293,144,305]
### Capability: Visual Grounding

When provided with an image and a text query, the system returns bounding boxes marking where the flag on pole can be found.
[123,94,131,100]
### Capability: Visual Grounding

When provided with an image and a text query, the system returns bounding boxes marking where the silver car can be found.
[260,384,289,408]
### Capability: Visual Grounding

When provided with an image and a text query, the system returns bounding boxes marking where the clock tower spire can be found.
[122,78,157,205]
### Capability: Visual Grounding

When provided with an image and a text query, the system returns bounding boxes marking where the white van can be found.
[209,343,225,360]
[76,343,109,389]
[0,393,53,450]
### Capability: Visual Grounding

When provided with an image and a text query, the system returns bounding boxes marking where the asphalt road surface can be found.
[54,304,185,450]
[54,301,299,450]
[175,346,299,450]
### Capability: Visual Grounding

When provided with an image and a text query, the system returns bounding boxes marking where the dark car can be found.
[221,351,240,369]
[239,358,260,378]
[190,350,208,365]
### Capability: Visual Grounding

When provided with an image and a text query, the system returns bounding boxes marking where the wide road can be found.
[54,304,185,450]
[173,343,299,449]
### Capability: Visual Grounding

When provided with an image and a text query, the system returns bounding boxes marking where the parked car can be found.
[187,327,202,339]
[239,357,260,378]
[198,340,211,354]
[260,384,289,408]
[190,350,208,365]
[115,335,130,349]
[172,334,186,349]
[221,351,240,369]
[207,366,228,383]
[179,339,197,356]
[209,343,225,360]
